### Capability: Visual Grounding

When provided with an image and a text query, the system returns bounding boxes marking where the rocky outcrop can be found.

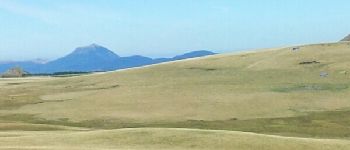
[0,67,28,78]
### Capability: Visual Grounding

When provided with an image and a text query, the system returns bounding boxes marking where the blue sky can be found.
[0,0,349,61]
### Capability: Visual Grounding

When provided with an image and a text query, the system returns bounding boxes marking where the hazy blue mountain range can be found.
[0,44,216,74]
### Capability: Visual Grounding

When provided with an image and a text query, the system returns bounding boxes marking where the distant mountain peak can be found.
[40,44,121,72]
[75,43,104,51]
[87,43,102,48]
[173,50,216,60]
[72,44,118,56]
[340,34,350,42]
[0,44,217,73]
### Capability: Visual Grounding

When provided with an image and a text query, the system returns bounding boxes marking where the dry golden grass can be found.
[0,128,350,150]
[2,42,350,122]
[1,42,350,149]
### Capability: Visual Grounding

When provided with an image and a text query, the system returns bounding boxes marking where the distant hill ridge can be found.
[340,34,350,41]
[0,44,216,74]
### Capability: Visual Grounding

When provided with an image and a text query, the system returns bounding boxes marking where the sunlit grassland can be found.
[1,42,350,149]
[1,128,350,150]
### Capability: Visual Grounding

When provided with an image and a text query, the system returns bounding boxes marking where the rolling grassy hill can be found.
[1,42,350,149]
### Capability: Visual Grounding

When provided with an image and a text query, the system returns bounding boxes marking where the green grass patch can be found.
[162,111,350,138]
[3,110,350,138]
[272,83,349,92]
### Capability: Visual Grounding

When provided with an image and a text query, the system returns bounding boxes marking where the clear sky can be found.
[0,0,349,61]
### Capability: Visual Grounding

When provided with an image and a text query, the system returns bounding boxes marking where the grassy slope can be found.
[2,42,350,121]
[1,42,350,148]
[0,128,350,150]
